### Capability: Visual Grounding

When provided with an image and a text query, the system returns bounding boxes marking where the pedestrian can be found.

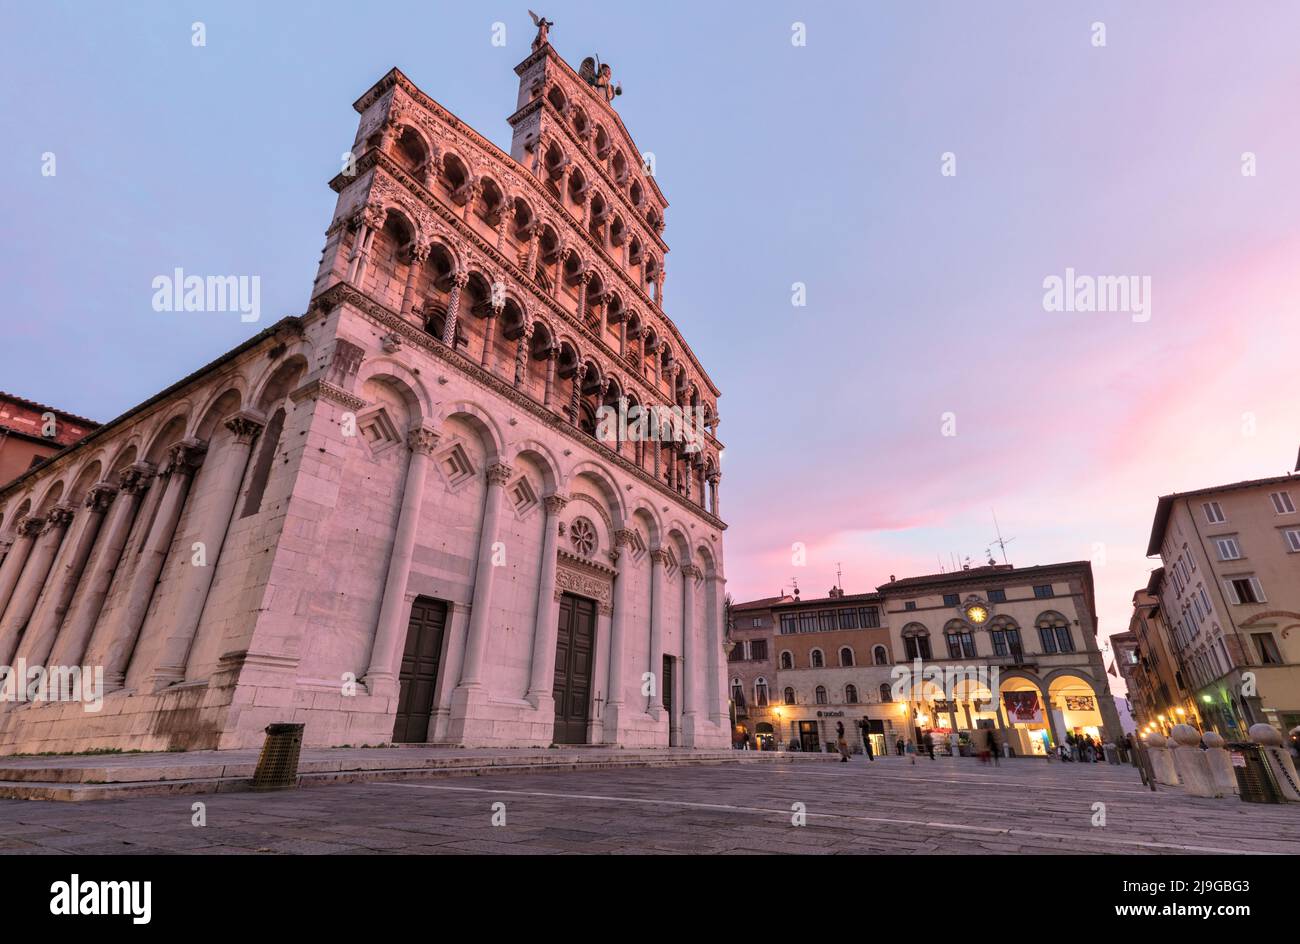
[863,732,875,762]
[896,737,905,756]
[836,721,850,762]
[905,739,917,765]
[987,729,1001,766]
[924,730,935,761]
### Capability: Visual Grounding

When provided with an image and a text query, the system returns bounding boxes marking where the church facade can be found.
[0,33,729,753]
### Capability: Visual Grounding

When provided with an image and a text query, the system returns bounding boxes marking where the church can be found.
[0,24,729,752]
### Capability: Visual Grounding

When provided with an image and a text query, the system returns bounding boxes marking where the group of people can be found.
[1054,731,1107,762]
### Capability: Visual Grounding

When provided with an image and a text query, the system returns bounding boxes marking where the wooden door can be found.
[392,597,447,743]
[552,593,596,744]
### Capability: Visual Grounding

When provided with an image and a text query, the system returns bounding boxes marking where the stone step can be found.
[0,750,838,801]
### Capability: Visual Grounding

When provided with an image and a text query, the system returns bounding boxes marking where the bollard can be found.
[1170,724,1216,797]
[1144,732,1179,785]
[252,722,305,790]
[1201,732,1239,797]
[1249,723,1300,802]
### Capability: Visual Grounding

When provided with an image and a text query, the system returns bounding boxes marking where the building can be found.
[0,22,729,754]
[1112,579,1198,733]
[1146,471,1300,738]
[0,393,98,486]
[770,587,899,754]
[726,594,789,749]
[878,561,1123,755]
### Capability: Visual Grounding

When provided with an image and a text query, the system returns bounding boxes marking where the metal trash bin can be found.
[1227,742,1280,803]
[252,723,304,790]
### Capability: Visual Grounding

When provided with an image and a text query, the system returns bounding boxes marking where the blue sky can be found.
[4,2,1300,651]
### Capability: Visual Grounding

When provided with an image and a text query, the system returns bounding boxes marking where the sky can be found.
[3,2,1299,670]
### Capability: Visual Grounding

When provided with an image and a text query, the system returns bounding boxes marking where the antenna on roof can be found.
[991,510,1015,566]
[835,561,843,589]
[790,576,800,600]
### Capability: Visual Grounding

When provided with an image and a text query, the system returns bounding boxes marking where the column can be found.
[680,563,700,743]
[48,465,154,670]
[708,473,720,517]
[568,362,586,427]
[543,346,558,408]
[96,439,206,691]
[495,204,516,251]
[480,303,500,371]
[526,229,541,280]
[441,272,468,347]
[399,242,429,319]
[0,506,74,665]
[1042,688,1061,747]
[363,425,439,696]
[706,570,726,725]
[602,529,634,742]
[647,547,668,716]
[576,271,591,324]
[597,293,608,339]
[0,516,42,619]
[525,494,566,708]
[16,483,117,668]
[148,412,264,689]
[456,461,513,689]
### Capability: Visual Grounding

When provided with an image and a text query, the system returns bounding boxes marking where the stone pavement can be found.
[2,754,1297,854]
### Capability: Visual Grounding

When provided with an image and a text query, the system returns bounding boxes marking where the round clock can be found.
[964,602,989,624]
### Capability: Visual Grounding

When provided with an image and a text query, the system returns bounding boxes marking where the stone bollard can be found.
[1201,732,1239,797]
[1103,742,1120,764]
[1170,724,1216,797]
[1144,732,1180,786]
[1249,723,1300,802]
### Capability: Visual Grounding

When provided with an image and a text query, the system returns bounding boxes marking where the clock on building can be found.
[963,601,990,624]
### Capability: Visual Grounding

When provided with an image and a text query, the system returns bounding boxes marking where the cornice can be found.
[308,281,727,531]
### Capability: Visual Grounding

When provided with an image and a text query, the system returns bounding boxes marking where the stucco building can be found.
[1146,471,1300,738]
[0,393,97,487]
[726,594,789,749]
[0,27,729,753]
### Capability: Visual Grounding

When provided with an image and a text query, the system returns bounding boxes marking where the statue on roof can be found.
[528,11,553,51]
[579,54,622,103]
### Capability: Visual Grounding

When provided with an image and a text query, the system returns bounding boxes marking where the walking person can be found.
[906,739,917,765]
[896,737,905,756]
[987,729,1001,766]
[924,730,935,761]
[836,721,850,762]
[863,731,875,762]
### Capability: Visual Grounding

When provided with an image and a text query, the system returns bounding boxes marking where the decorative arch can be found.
[564,462,626,528]
[355,357,432,423]
[435,401,506,465]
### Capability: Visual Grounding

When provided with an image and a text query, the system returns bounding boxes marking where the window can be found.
[730,679,743,704]
[991,625,1023,658]
[839,646,854,667]
[904,601,917,611]
[873,645,888,665]
[945,630,976,659]
[1036,612,1073,653]
[783,687,795,705]
[751,617,762,628]
[879,683,893,703]
[815,686,828,705]
[797,613,817,633]
[845,685,859,704]
[860,606,880,628]
[1203,501,1225,524]
[818,610,836,631]
[987,589,1006,603]
[1215,536,1241,561]
[811,649,825,668]
[1270,491,1296,514]
[750,640,768,662]
[943,593,959,607]
[727,644,744,663]
[1038,626,1058,653]
[779,614,796,635]
[1225,577,1266,605]
[1285,529,1300,553]
[779,651,793,670]
[838,609,859,630]
[1033,585,1054,599]
[754,678,769,707]
[903,631,931,660]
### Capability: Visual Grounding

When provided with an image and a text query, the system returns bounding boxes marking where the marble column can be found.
[568,363,586,427]
[0,507,74,665]
[16,484,117,668]
[441,272,468,348]
[480,304,500,371]
[96,439,206,691]
[647,547,668,716]
[363,425,439,697]
[602,529,635,743]
[399,242,429,320]
[576,271,591,324]
[48,465,154,671]
[0,516,42,620]
[149,412,264,689]
[543,346,558,409]
[456,461,513,689]
[525,494,566,708]
[680,563,700,743]
[706,570,726,725]
[513,322,535,389]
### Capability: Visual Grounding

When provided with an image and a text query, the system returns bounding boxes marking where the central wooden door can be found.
[552,593,596,744]
[662,655,677,746]
[392,597,447,743]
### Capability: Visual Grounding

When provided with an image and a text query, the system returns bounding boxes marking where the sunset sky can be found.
[4,2,1299,668]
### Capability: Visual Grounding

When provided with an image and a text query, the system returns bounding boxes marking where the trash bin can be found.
[1227,742,1280,803]
[252,723,305,790]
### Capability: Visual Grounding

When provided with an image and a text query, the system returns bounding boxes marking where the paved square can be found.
[1,756,1297,854]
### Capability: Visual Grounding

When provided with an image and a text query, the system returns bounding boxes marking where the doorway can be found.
[553,593,596,744]
[392,597,448,743]
[798,720,821,752]
[663,654,678,746]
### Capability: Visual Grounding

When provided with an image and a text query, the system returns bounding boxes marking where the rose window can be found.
[570,517,597,557]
